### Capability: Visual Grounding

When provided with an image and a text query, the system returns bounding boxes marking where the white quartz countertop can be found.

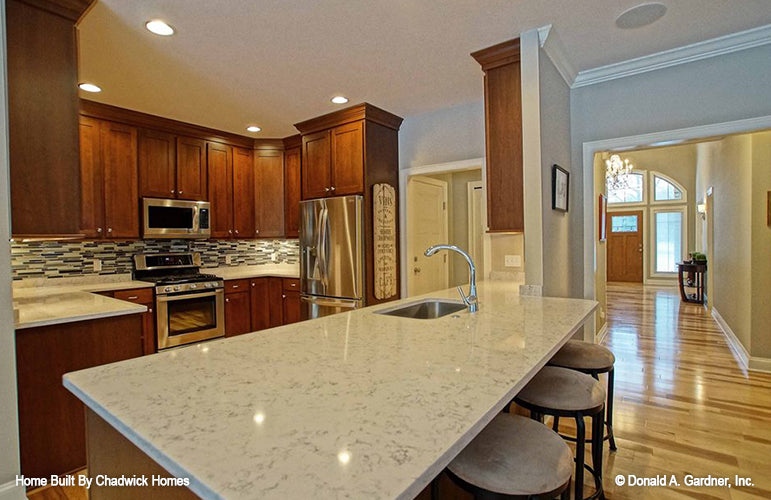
[207,263,299,280]
[63,281,597,500]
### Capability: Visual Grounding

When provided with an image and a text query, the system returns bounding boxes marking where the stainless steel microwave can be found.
[142,198,211,239]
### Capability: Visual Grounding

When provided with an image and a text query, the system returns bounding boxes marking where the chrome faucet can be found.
[424,244,478,313]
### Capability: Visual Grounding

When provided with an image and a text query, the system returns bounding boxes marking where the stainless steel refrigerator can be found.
[300,195,365,319]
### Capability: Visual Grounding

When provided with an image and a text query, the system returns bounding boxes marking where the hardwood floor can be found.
[27,283,771,500]
[596,282,771,500]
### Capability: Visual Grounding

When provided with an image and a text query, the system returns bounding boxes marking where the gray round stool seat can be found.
[549,340,615,371]
[447,414,572,498]
[517,366,606,413]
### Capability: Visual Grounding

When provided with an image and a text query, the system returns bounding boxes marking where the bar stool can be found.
[443,414,573,499]
[514,366,606,500]
[548,340,617,451]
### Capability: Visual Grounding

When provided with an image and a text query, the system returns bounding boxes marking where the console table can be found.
[677,261,707,304]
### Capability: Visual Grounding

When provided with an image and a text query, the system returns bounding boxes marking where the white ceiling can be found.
[78,0,771,137]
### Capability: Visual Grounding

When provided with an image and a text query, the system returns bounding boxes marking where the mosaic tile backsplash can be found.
[11,239,300,280]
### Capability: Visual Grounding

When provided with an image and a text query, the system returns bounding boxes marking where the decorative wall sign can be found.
[373,183,397,299]
[552,164,569,212]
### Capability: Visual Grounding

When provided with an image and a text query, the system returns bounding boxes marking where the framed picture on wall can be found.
[599,194,608,241]
[551,164,569,212]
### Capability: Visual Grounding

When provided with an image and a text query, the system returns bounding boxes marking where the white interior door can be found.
[407,176,448,296]
[467,181,485,281]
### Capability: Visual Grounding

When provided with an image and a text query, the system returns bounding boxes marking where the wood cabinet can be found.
[301,130,333,199]
[268,278,285,327]
[283,140,302,237]
[138,132,208,201]
[79,117,139,239]
[255,150,285,237]
[114,288,156,355]
[330,121,365,195]
[225,290,251,337]
[233,147,256,238]
[207,142,234,238]
[250,278,271,331]
[471,39,524,233]
[7,0,92,237]
[176,137,208,200]
[16,314,144,478]
[282,291,301,325]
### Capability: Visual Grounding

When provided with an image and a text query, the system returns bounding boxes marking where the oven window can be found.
[148,206,194,229]
[166,296,217,336]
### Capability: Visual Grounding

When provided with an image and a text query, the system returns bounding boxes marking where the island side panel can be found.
[86,408,198,500]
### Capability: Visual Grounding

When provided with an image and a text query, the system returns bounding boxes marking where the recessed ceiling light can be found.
[331,96,349,104]
[615,3,667,29]
[246,126,261,133]
[78,83,102,93]
[145,19,175,36]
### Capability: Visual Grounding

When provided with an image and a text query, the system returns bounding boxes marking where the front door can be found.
[407,176,448,296]
[607,211,643,282]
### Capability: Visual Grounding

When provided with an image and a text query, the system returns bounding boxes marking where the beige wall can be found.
[750,132,771,358]
[593,154,608,335]
[695,135,753,353]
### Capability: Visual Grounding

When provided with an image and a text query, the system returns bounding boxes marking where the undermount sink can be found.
[375,299,466,319]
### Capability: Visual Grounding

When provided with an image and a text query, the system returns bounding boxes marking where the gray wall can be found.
[539,48,572,298]
[570,44,771,298]
[0,0,24,495]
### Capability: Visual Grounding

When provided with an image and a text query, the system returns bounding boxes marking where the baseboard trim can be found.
[748,356,771,373]
[0,480,25,500]
[595,322,608,344]
[712,308,750,369]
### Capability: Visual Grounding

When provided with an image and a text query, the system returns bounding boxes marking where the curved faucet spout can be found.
[424,245,478,313]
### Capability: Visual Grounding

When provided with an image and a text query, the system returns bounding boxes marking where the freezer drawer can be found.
[301,295,362,320]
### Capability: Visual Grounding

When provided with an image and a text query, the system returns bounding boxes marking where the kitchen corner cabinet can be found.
[283,144,302,237]
[255,150,285,237]
[471,38,524,233]
[79,116,139,239]
[233,147,256,238]
[207,142,234,238]
[138,131,208,201]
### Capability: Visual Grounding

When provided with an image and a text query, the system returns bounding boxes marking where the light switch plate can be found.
[93,259,102,272]
[504,255,521,267]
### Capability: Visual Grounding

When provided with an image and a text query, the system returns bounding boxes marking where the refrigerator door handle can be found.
[301,295,360,308]
[318,206,329,289]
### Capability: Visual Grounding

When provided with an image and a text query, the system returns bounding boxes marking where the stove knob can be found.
[173,286,181,292]
[164,287,172,293]
[205,283,213,288]
[190,284,197,289]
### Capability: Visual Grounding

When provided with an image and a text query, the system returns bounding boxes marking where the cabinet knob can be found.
[324,187,330,192]
[234,229,239,235]
[228,229,233,235]
[149,308,153,313]
[255,229,260,235]
[179,190,184,195]
[226,298,230,303]
[171,190,175,194]
[282,294,286,298]
[97,227,102,233]
[251,283,255,287]
[107,228,112,233]
[330,186,336,191]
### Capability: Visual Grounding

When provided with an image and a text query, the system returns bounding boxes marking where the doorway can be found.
[406,176,449,295]
[607,211,643,282]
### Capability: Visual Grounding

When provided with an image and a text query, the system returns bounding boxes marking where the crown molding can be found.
[573,23,771,88]
[536,24,578,87]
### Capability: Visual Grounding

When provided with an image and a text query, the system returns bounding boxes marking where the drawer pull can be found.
[127,295,139,300]
[232,285,239,289]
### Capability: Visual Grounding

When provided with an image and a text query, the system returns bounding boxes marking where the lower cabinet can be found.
[225,277,303,335]
[101,288,156,355]
[225,290,251,337]
[250,278,271,331]
[16,314,144,479]
[282,290,301,325]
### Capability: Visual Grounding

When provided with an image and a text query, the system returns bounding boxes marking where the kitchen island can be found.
[64,281,596,499]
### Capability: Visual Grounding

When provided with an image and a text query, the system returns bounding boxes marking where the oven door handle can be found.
[156,290,223,303]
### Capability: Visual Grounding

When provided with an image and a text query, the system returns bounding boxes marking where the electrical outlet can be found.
[92,259,102,272]
[504,255,521,267]
[225,255,233,265]
[271,251,279,263]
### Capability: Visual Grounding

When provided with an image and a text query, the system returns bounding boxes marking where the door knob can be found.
[414,267,421,274]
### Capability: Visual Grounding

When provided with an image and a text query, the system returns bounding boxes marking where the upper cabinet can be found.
[295,104,402,201]
[471,39,524,233]
[176,137,208,200]
[232,147,256,238]
[79,117,139,239]
[283,136,302,238]
[255,148,285,238]
[207,142,234,239]
[7,0,95,237]
[138,132,208,201]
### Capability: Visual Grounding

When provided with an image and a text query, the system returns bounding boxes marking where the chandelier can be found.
[605,154,634,189]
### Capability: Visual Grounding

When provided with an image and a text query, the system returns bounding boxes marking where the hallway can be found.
[600,283,771,499]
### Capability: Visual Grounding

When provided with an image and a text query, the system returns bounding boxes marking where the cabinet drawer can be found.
[225,279,250,294]
[114,288,153,304]
[283,278,300,292]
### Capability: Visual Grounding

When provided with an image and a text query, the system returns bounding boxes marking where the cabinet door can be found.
[142,305,156,355]
[250,278,271,331]
[176,137,208,200]
[255,151,284,238]
[268,278,284,327]
[330,121,364,196]
[207,142,233,238]
[101,121,139,239]
[79,116,105,238]
[232,147,255,239]
[225,291,251,337]
[138,129,176,199]
[284,146,301,238]
[301,130,332,199]
[282,290,301,325]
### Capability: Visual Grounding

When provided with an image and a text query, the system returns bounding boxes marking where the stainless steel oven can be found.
[156,286,224,350]
[143,198,211,239]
